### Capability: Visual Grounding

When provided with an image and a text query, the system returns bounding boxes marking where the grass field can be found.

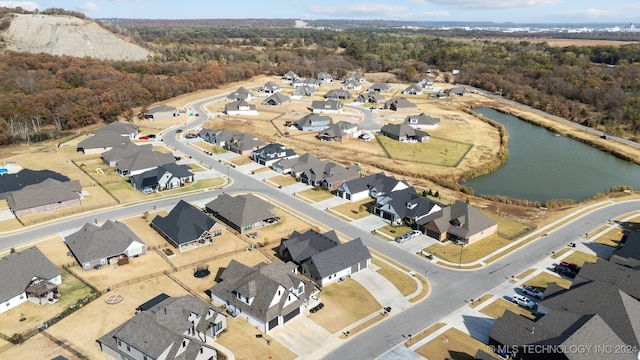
[268,174,298,187]
[593,227,625,247]
[331,199,374,220]
[298,188,334,202]
[308,278,380,333]
[480,298,537,321]
[416,327,501,360]
[377,134,472,167]
[522,272,572,291]
[372,259,418,297]
[426,234,511,264]
[560,250,598,267]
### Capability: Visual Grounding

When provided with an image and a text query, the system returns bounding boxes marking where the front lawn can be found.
[331,199,374,220]
[559,250,597,267]
[522,272,572,291]
[425,234,511,264]
[376,224,413,239]
[372,259,418,297]
[479,298,537,321]
[298,188,334,202]
[416,327,502,360]
[268,175,298,187]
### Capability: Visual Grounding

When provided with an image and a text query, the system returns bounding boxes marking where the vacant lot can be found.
[308,278,380,333]
[377,134,472,167]
[416,327,501,360]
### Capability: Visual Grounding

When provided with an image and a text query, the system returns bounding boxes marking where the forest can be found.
[1,8,640,146]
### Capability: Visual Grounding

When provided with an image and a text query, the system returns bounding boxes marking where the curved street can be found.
[1,92,638,359]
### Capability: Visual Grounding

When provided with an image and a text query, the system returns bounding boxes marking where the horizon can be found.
[1,0,639,24]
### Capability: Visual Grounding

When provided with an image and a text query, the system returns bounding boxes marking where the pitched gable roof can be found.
[279,229,340,263]
[296,113,333,130]
[262,92,290,105]
[65,220,145,265]
[78,130,131,150]
[0,169,70,200]
[102,142,152,165]
[7,178,81,211]
[226,132,265,153]
[339,172,408,197]
[303,238,371,280]
[405,113,440,127]
[311,99,342,111]
[416,201,497,239]
[116,150,175,173]
[130,163,193,191]
[292,85,316,96]
[317,121,358,140]
[376,187,441,220]
[99,121,138,136]
[151,200,218,246]
[205,193,274,229]
[384,97,417,110]
[380,123,430,140]
[0,247,60,304]
[226,86,253,101]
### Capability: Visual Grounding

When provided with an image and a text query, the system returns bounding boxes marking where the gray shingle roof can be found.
[278,229,340,263]
[65,220,146,265]
[151,200,218,246]
[311,99,342,111]
[338,172,408,198]
[77,130,130,150]
[302,238,371,280]
[416,201,498,240]
[324,89,352,99]
[226,132,265,153]
[130,163,193,191]
[611,230,640,269]
[405,113,440,127]
[209,260,315,322]
[376,187,441,220]
[226,86,253,101]
[262,92,290,105]
[0,169,70,200]
[380,124,430,140]
[7,178,81,211]
[384,97,417,110]
[205,193,274,230]
[99,122,138,136]
[251,143,296,163]
[102,142,152,165]
[317,121,358,140]
[296,114,333,130]
[0,246,60,304]
[116,150,175,173]
[225,99,257,112]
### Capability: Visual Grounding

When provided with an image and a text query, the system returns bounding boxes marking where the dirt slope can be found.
[2,13,151,61]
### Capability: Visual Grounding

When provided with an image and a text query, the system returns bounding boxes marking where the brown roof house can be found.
[65,220,147,271]
[205,193,275,234]
[151,200,226,252]
[98,295,227,360]
[278,229,371,287]
[207,260,318,332]
[316,121,359,142]
[7,178,82,217]
[416,201,498,244]
[0,247,61,315]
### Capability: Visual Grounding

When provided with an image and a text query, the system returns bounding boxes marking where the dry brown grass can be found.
[0,333,82,360]
[267,174,298,187]
[469,294,494,309]
[480,298,537,321]
[229,155,253,166]
[416,327,501,360]
[46,276,189,360]
[372,259,418,297]
[594,227,625,247]
[405,322,446,347]
[308,278,381,333]
[462,37,639,47]
[523,272,572,291]
[515,268,537,281]
[216,316,296,360]
[426,235,511,264]
[331,199,375,220]
[561,250,598,267]
[298,188,334,202]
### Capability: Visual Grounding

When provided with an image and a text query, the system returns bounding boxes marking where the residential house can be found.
[98,295,226,360]
[316,121,359,142]
[278,229,371,287]
[115,150,175,176]
[226,87,254,102]
[418,78,434,88]
[262,92,290,106]
[207,260,317,332]
[489,260,640,359]
[374,187,442,224]
[272,153,324,175]
[100,121,139,139]
[205,193,275,234]
[311,99,343,114]
[102,142,152,167]
[416,201,498,244]
[291,85,316,98]
[198,128,239,147]
[368,83,392,92]
[299,161,360,190]
[290,78,304,87]
[380,124,430,142]
[251,143,298,167]
[317,72,333,83]
[342,79,363,91]
[344,72,366,84]
[610,230,640,269]
[404,113,440,130]
[336,172,410,202]
[144,104,176,121]
[65,220,147,271]
[77,130,131,154]
[0,169,70,200]
[129,163,194,194]
[402,84,423,95]
[384,97,417,111]
[446,86,470,96]
[0,247,62,315]
[282,71,299,82]
[151,200,225,252]
[356,92,385,104]
[7,178,82,217]
[260,81,282,94]
[226,132,266,155]
[324,89,352,100]
[224,100,258,116]
[301,78,322,88]
[296,114,333,132]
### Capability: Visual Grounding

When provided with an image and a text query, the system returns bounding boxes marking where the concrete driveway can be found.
[351,215,389,233]
[351,269,410,311]
[269,314,332,358]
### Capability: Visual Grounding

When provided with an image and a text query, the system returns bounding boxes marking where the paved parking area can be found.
[269,314,332,358]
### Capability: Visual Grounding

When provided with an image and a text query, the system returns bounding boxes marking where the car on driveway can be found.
[559,261,580,273]
[409,230,422,238]
[511,294,535,309]
[395,234,411,243]
[176,129,183,133]
[554,265,577,278]
[522,285,544,299]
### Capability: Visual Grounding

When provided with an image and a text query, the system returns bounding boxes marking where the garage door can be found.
[283,308,300,324]
[426,229,439,239]
[268,317,279,330]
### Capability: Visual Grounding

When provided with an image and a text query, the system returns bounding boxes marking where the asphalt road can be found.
[1,92,638,359]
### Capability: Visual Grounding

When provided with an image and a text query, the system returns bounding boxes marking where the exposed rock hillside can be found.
[1,13,151,61]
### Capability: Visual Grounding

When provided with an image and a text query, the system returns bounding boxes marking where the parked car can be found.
[176,129,183,133]
[511,294,535,309]
[138,135,149,140]
[395,234,411,243]
[554,265,577,278]
[264,217,278,224]
[522,285,544,299]
[409,230,422,238]
[185,133,198,139]
[148,134,156,139]
[559,261,580,273]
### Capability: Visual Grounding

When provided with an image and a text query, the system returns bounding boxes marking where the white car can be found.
[522,285,544,299]
[409,230,422,238]
[511,294,535,309]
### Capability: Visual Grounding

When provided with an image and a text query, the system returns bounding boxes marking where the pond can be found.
[465,108,640,204]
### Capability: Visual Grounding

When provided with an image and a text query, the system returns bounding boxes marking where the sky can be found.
[1,0,639,24]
